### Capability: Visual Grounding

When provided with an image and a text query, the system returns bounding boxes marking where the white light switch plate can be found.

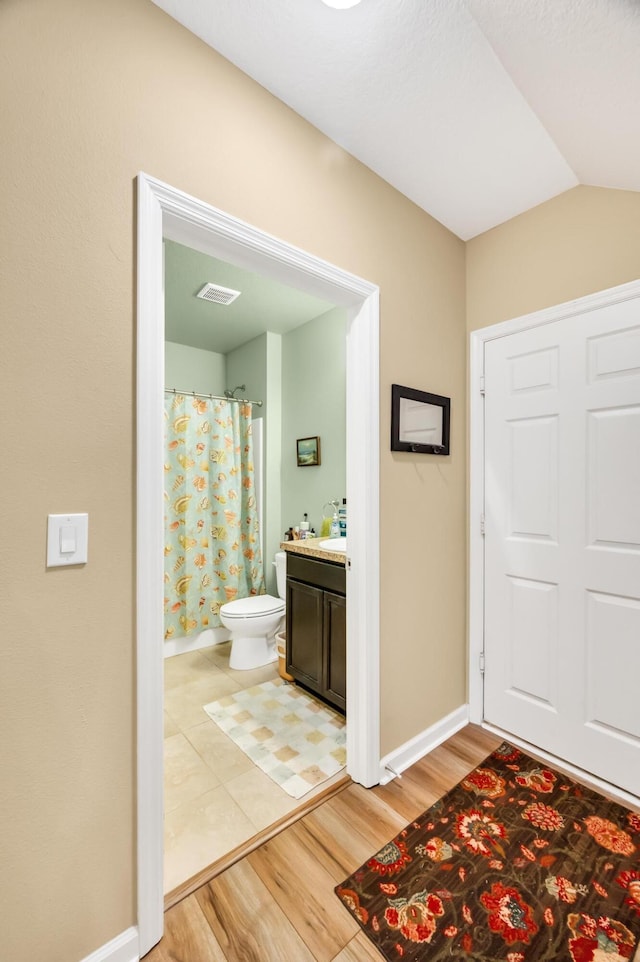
[47,513,89,567]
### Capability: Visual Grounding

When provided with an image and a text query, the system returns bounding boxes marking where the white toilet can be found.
[219,552,287,670]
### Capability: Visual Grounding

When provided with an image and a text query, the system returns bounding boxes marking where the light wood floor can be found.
[145,724,502,961]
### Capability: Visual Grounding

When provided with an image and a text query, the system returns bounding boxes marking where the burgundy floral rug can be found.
[336,742,640,961]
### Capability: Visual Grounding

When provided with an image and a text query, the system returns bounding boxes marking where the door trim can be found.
[469,277,640,725]
[136,173,380,954]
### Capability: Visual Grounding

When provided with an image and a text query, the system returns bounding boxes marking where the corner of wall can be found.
[379,705,469,784]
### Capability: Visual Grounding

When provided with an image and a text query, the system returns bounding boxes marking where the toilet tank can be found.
[274,551,287,599]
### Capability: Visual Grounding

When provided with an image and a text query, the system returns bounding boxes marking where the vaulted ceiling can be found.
[152,0,640,240]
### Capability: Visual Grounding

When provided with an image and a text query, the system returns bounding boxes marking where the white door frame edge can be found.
[468,277,640,725]
[136,172,381,954]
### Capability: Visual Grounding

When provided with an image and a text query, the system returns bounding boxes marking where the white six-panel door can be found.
[483,297,640,796]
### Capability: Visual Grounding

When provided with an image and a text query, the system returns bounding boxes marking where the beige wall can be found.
[0,1,466,958]
[5,5,637,960]
[466,185,640,331]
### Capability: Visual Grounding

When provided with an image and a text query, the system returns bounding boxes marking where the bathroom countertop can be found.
[280,537,347,566]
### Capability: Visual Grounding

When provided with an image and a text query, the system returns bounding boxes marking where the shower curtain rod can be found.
[165,387,263,407]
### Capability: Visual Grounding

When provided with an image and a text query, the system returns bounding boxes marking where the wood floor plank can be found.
[371,726,501,821]
[425,726,501,780]
[248,822,360,961]
[292,810,362,881]
[448,723,500,762]
[195,858,316,962]
[144,894,227,962]
[369,769,437,822]
[370,751,457,821]
[330,783,408,844]
[331,931,385,961]
[301,785,405,878]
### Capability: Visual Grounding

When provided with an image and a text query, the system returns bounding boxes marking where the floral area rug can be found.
[203,678,345,799]
[336,742,640,961]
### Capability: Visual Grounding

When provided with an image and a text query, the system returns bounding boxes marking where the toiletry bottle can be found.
[339,498,347,537]
[330,510,340,538]
[300,513,310,540]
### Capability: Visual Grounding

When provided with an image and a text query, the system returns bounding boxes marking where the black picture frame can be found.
[391,384,450,455]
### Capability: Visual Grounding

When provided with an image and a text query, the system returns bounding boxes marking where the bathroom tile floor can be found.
[163,641,344,894]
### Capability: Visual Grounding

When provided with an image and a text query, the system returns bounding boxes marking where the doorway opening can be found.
[136,173,380,954]
[162,238,349,895]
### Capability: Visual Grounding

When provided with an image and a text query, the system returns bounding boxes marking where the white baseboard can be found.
[379,705,469,784]
[79,927,138,962]
[164,626,230,659]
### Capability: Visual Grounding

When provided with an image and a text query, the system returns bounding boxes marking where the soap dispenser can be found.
[330,507,340,539]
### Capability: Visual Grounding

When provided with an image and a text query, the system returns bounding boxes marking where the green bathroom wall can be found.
[225,333,268,412]
[281,308,347,538]
[165,341,226,395]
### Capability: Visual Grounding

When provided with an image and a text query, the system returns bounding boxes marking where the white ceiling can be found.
[151,0,640,240]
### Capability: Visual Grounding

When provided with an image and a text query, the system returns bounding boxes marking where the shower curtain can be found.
[163,394,265,640]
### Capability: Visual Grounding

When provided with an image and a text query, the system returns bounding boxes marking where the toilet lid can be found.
[221,595,285,618]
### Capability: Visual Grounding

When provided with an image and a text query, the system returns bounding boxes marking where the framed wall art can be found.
[296,436,321,466]
[391,384,450,455]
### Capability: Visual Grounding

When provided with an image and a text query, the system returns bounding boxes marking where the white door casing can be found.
[469,280,640,800]
[136,173,380,955]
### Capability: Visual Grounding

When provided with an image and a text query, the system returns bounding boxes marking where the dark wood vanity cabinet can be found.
[286,578,324,689]
[323,589,346,710]
[285,553,346,712]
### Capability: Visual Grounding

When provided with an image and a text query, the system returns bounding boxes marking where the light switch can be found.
[47,513,89,567]
[60,525,76,554]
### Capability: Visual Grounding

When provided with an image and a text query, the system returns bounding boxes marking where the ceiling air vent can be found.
[196,283,241,305]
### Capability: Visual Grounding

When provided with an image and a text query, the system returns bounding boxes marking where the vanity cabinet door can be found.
[323,590,346,711]
[286,578,323,694]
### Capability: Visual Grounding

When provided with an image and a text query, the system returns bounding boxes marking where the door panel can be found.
[587,406,640,550]
[586,591,640,739]
[508,416,558,540]
[484,299,640,796]
[286,579,323,693]
[509,345,559,393]
[507,576,558,708]
[587,324,640,381]
[323,590,346,712]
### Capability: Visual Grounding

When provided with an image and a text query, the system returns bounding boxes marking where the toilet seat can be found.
[220,595,284,619]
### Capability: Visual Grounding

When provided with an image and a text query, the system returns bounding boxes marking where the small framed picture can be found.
[296,436,321,466]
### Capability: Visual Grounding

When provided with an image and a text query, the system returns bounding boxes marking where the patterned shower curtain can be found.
[163,394,265,640]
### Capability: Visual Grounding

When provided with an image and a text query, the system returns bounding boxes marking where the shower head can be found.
[224,384,246,400]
